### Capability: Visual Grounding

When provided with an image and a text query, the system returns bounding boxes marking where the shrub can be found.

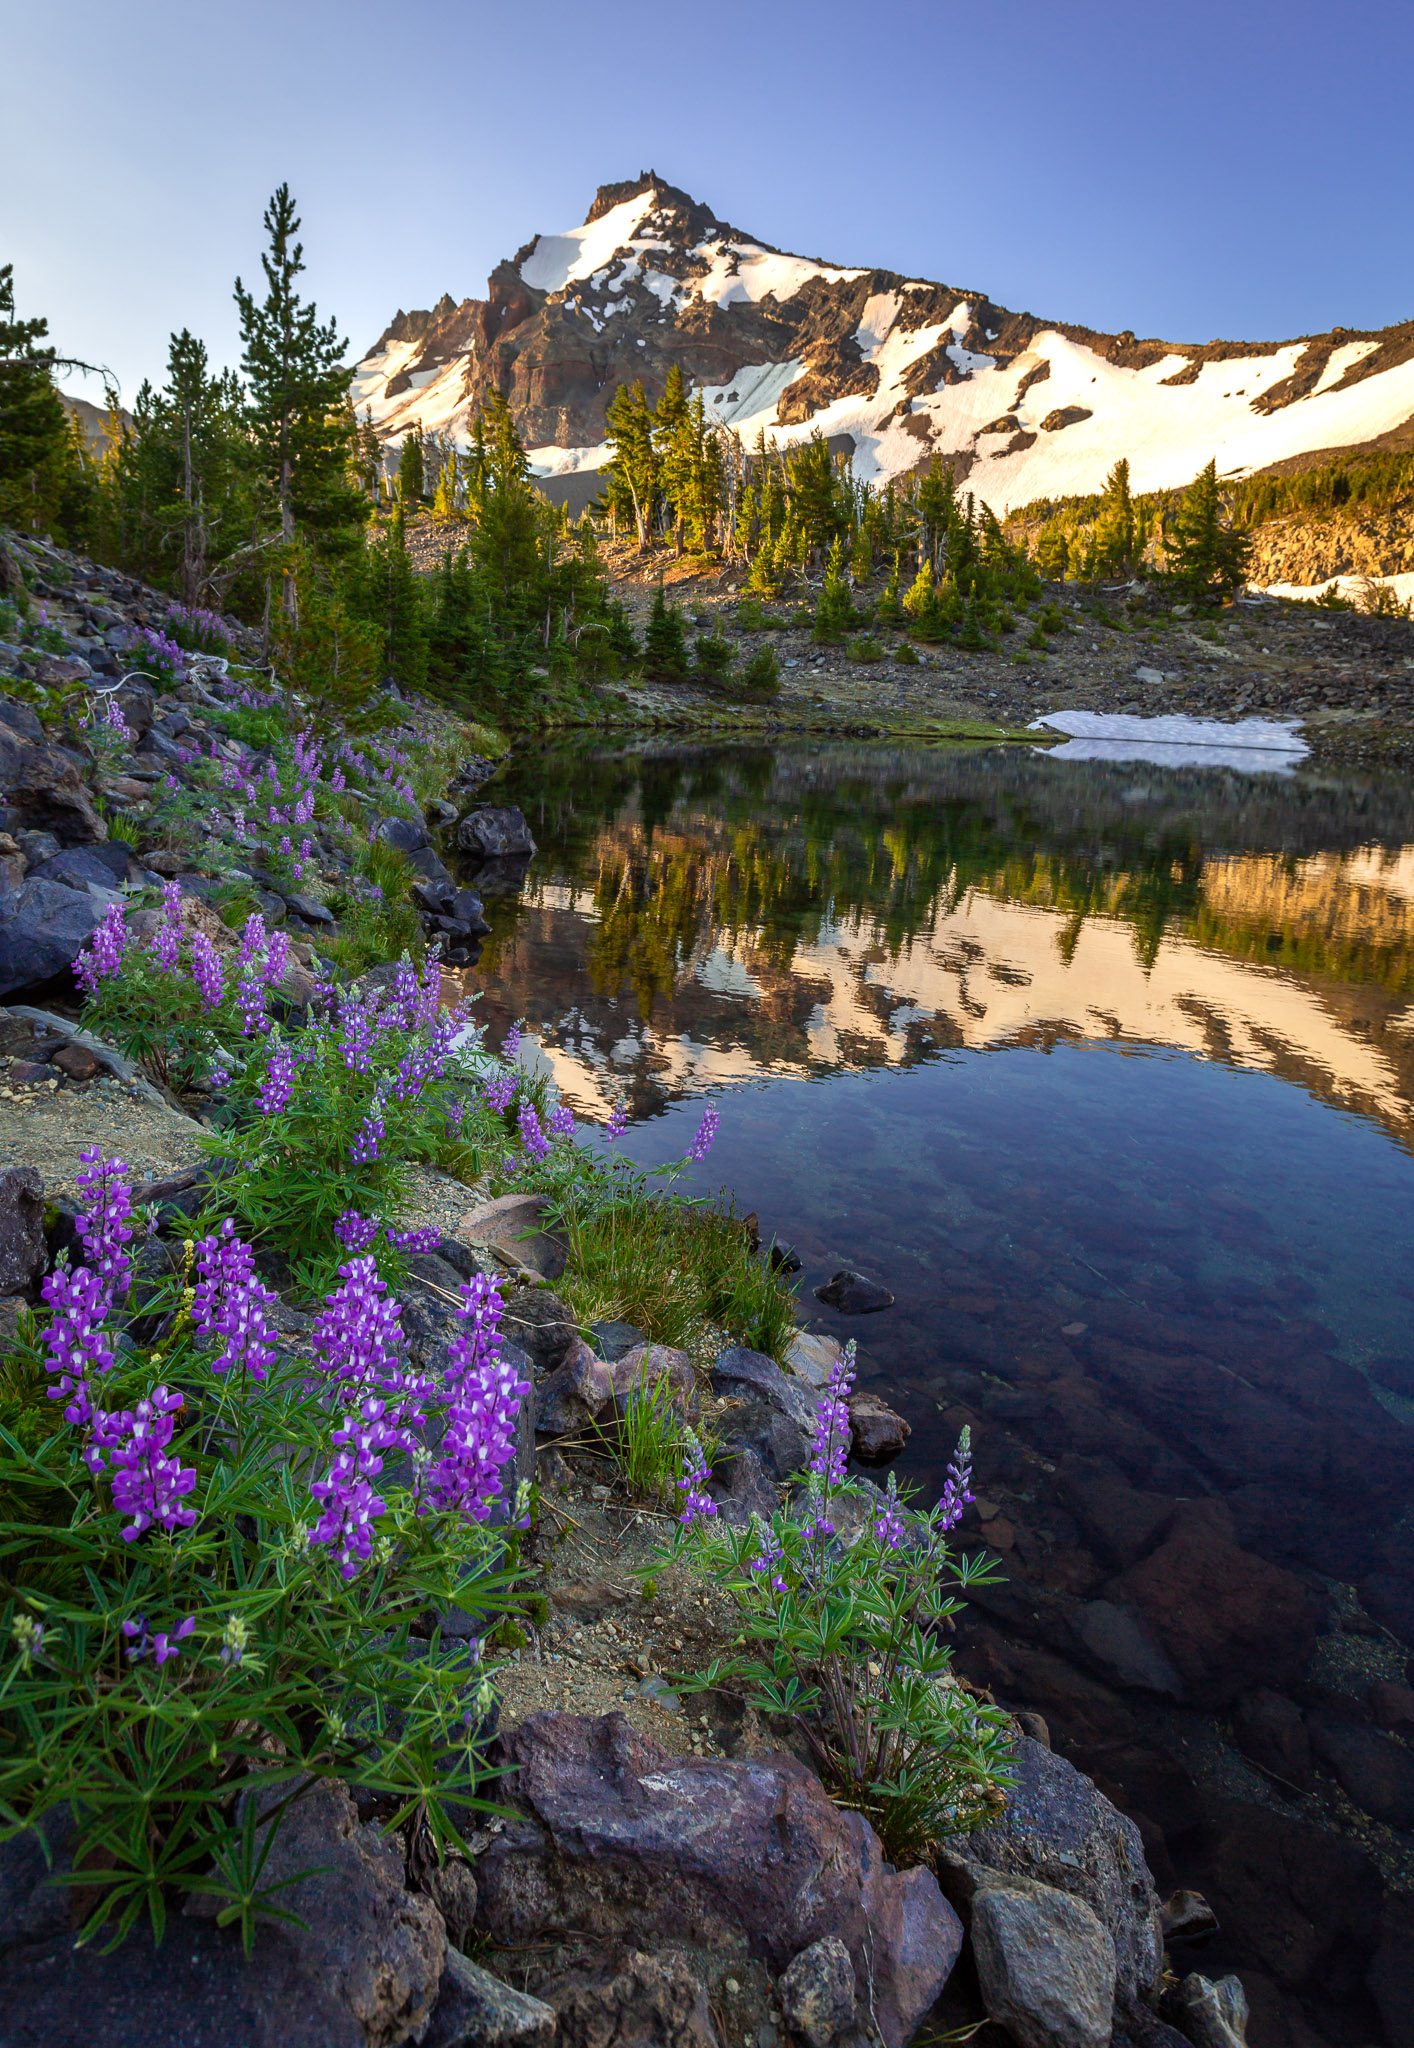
[120,625,185,690]
[164,605,238,658]
[895,642,920,666]
[847,636,885,664]
[0,1154,529,1948]
[664,1352,1015,1864]
[736,645,781,699]
[692,629,736,687]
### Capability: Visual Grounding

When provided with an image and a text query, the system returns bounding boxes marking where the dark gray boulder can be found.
[455,805,536,859]
[0,1778,445,2048]
[0,878,103,994]
[971,1881,1117,2048]
[0,1166,45,1295]
[376,814,430,853]
[423,1948,555,2048]
[934,1735,1162,2017]
[0,730,106,844]
[710,1346,816,1433]
[1305,1706,1414,1829]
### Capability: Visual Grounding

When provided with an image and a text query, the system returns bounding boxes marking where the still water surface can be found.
[463,738,1414,1618]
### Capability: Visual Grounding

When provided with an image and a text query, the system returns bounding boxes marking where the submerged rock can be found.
[814,1269,894,1315]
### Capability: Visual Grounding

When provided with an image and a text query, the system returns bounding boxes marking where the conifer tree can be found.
[1165,459,1251,601]
[0,265,93,538]
[1035,522,1070,584]
[643,580,689,681]
[812,537,854,642]
[604,381,659,549]
[1095,458,1136,577]
[233,184,362,615]
[397,426,425,508]
[344,504,428,690]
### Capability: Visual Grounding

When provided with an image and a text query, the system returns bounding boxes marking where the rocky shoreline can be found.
[0,524,1408,2048]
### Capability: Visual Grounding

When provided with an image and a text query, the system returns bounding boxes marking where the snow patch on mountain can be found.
[519,192,661,294]
[691,238,865,309]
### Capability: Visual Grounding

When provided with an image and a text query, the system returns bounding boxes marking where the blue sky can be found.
[4,0,1411,406]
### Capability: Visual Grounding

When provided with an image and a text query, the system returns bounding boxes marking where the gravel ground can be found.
[0,1063,207,1201]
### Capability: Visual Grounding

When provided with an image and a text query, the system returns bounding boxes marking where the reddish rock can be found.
[1109,1508,1314,1705]
[462,1192,567,1281]
[609,1343,697,1412]
[1232,1690,1313,1792]
[1196,1797,1381,1994]
[50,1042,98,1082]
[536,1338,614,1436]
[1370,1679,1414,1732]
[847,1389,911,1463]
[475,1711,961,2048]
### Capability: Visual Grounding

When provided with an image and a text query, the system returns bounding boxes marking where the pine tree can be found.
[1165,459,1251,601]
[902,559,959,642]
[0,265,92,538]
[812,538,854,642]
[233,184,363,615]
[1035,522,1069,584]
[344,505,428,690]
[875,552,903,627]
[1095,458,1136,577]
[604,381,659,549]
[643,580,688,681]
[397,426,425,508]
[95,336,252,604]
[277,545,382,722]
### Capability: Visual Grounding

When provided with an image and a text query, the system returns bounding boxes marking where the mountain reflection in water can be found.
[464,742,1414,1148]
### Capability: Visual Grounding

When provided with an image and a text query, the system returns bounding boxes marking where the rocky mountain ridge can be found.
[352,172,1414,516]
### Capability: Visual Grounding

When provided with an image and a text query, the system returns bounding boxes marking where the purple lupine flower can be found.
[190,931,226,1009]
[334,1210,383,1254]
[503,1021,522,1059]
[307,1257,425,1576]
[517,1101,550,1162]
[350,1091,387,1165]
[809,1342,856,1492]
[385,1225,441,1254]
[685,1102,720,1164]
[191,1222,278,1383]
[86,1386,198,1541]
[122,1613,196,1664]
[445,1099,466,1136]
[872,1473,907,1551]
[263,928,290,989]
[676,1430,717,1527]
[749,1520,787,1593]
[605,1102,628,1145]
[256,1040,295,1116]
[548,1102,576,1140]
[219,1614,250,1665]
[153,881,183,973]
[338,993,376,1074]
[75,902,128,998]
[935,1426,974,1532]
[482,1072,516,1115]
[236,974,266,1036]
[74,1151,134,1307]
[40,1262,116,1425]
[422,1273,529,1520]
[236,912,269,976]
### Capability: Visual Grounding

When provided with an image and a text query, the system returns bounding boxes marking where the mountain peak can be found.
[351,181,1414,515]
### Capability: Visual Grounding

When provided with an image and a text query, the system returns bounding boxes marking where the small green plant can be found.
[895,642,920,667]
[847,636,885,664]
[692,630,736,687]
[663,1376,1015,1867]
[599,1375,692,1506]
[735,645,781,700]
